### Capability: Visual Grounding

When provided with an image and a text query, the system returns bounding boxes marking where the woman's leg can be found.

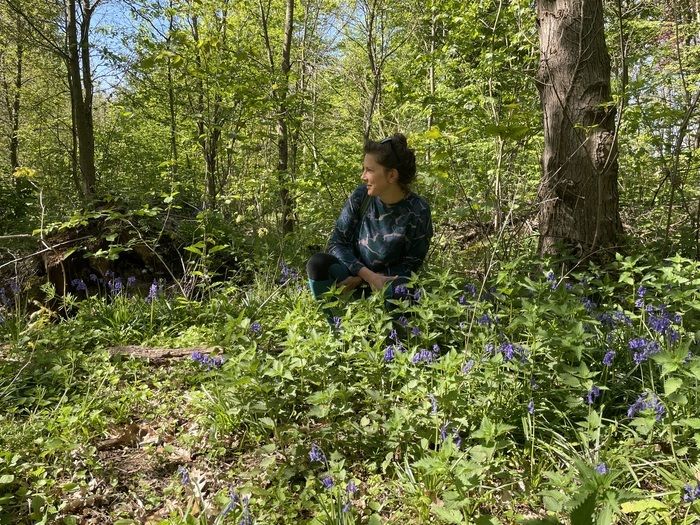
[306,253,351,300]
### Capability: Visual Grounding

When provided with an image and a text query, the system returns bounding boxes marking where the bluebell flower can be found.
[458,294,468,305]
[412,348,436,364]
[109,277,123,295]
[177,465,190,485]
[250,321,262,334]
[527,400,535,414]
[389,329,398,341]
[683,482,700,503]
[127,276,136,287]
[279,261,299,284]
[346,480,358,495]
[477,313,494,325]
[397,316,408,327]
[220,488,241,517]
[497,342,525,362]
[309,443,326,463]
[411,326,421,336]
[595,463,608,475]
[342,501,352,513]
[191,352,224,370]
[602,350,616,366]
[628,337,660,364]
[627,393,665,421]
[440,422,448,441]
[634,298,644,308]
[384,345,396,362]
[586,386,601,405]
[239,495,252,525]
[332,317,342,330]
[146,281,159,302]
[484,343,495,354]
[637,286,646,298]
[393,284,409,298]
[546,271,557,289]
[462,359,475,374]
[428,394,438,414]
[464,283,477,297]
[413,289,422,301]
[71,278,87,292]
[582,297,597,312]
[322,476,334,489]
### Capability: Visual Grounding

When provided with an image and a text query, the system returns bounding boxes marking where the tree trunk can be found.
[535,0,622,258]
[167,0,178,181]
[66,0,97,200]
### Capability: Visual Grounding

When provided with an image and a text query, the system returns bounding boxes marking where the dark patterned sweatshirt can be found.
[328,184,433,277]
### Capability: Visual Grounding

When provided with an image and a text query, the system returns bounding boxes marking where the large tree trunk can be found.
[277,0,295,233]
[535,0,622,258]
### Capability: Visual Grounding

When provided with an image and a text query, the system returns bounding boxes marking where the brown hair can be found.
[364,133,417,189]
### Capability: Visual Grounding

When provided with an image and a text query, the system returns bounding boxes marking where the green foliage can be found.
[2,253,700,523]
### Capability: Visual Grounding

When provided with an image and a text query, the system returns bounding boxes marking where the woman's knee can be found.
[306,252,338,281]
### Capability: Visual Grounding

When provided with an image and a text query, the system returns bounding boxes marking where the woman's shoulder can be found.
[406,192,431,214]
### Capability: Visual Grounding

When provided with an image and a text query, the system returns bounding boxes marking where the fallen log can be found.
[107,346,218,361]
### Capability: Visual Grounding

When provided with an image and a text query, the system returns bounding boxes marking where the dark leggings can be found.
[306,253,408,301]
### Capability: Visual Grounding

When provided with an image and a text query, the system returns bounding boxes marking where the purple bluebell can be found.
[346,480,358,494]
[191,352,224,370]
[627,393,665,421]
[413,289,422,301]
[309,443,326,463]
[440,422,448,441]
[629,337,661,364]
[464,283,477,297]
[546,271,557,289]
[637,285,646,298]
[683,483,700,503]
[239,495,252,525]
[527,400,535,414]
[322,476,334,489]
[279,261,299,283]
[250,321,262,334]
[71,278,87,292]
[389,329,398,341]
[220,488,241,517]
[411,326,421,336]
[586,386,601,405]
[384,345,396,362]
[332,316,342,330]
[127,276,136,287]
[146,281,159,302]
[477,313,494,325]
[109,277,123,295]
[393,284,409,298]
[412,348,436,364]
[581,297,596,312]
[602,350,616,366]
[462,359,475,374]
[595,463,608,475]
[458,294,468,305]
[397,316,408,327]
[177,465,190,485]
[428,394,438,414]
[634,298,644,308]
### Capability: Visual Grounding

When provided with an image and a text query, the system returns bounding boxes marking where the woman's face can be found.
[361,153,397,198]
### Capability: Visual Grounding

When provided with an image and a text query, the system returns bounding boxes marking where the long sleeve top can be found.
[328,184,433,277]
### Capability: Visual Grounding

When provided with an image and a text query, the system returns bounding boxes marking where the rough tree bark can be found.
[535,0,623,258]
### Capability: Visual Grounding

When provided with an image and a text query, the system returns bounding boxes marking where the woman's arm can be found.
[387,200,433,277]
[328,186,368,275]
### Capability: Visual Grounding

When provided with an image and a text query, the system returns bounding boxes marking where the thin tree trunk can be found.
[66,0,97,200]
[535,0,622,258]
[167,0,178,181]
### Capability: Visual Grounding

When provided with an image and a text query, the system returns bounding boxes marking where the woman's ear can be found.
[388,168,399,183]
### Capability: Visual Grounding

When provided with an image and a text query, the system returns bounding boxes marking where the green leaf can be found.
[620,499,667,513]
[430,504,463,523]
[0,474,14,484]
[664,377,683,395]
[569,487,596,525]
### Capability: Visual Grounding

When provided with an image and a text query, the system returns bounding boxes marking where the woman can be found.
[306,133,433,302]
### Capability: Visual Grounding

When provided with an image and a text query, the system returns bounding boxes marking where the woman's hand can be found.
[358,268,395,292]
[338,275,364,295]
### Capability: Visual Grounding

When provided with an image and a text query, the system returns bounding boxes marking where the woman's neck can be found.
[379,185,407,205]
